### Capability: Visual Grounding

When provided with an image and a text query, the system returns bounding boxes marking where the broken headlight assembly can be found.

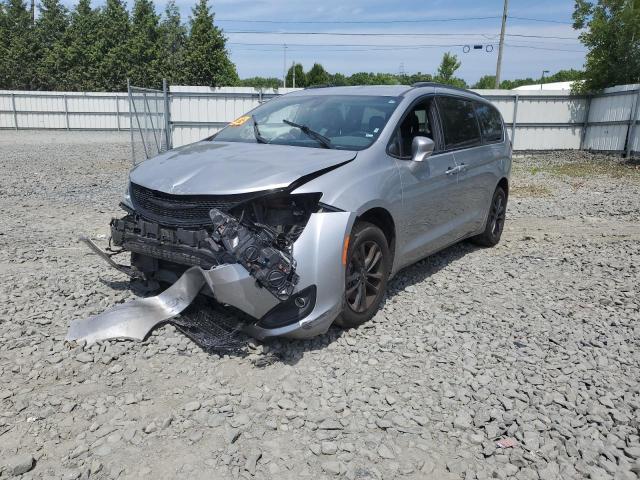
[110,189,324,302]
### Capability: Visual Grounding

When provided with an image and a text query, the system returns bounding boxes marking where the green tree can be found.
[34,0,69,89]
[127,0,161,88]
[347,72,398,85]
[182,0,238,86]
[434,52,467,87]
[286,63,306,87]
[0,2,8,87]
[403,72,433,85]
[45,0,100,90]
[95,0,130,91]
[237,76,282,89]
[159,0,186,84]
[328,72,348,86]
[546,68,584,83]
[306,62,329,86]
[472,75,496,89]
[573,0,640,92]
[1,0,37,89]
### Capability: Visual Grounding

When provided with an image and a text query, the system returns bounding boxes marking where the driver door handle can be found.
[446,166,460,175]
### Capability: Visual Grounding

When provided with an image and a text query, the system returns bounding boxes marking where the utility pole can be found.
[31,0,35,24]
[292,61,296,88]
[494,0,509,89]
[282,44,287,88]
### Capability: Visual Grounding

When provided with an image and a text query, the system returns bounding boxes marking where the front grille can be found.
[130,183,263,227]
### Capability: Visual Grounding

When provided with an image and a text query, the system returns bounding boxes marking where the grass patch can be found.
[548,161,640,179]
[511,184,552,198]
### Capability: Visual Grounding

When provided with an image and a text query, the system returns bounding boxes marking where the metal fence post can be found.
[511,94,519,149]
[11,93,18,130]
[580,94,592,151]
[115,95,121,131]
[625,87,640,158]
[63,95,70,130]
[128,79,136,164]
[163,78,172,150]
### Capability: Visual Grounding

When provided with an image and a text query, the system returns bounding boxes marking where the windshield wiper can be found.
[252,115,268,144]
[283,119,332,149]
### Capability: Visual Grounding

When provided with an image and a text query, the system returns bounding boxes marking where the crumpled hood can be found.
[129,141,357,195]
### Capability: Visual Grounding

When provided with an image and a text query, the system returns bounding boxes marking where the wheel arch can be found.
[356,207,396,261]
[497,177,509,199]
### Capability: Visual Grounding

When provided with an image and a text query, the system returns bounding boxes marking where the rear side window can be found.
[436,96,481,149]
[475,102,504,143]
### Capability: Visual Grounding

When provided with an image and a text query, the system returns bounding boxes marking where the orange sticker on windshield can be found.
[229,115,250,126]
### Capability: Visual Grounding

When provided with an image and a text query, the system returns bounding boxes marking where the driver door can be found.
[390,97,462,267]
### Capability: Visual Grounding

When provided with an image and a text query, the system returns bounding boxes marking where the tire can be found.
[336,221,391,328]
[472,186,507,247]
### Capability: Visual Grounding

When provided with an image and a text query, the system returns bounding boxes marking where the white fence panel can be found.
[2,85,639,155]
[0,90,130,131]
[515,126,583,150]
[583,84,640,152]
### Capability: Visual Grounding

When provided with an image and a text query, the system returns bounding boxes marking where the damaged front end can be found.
[68,183,355,345]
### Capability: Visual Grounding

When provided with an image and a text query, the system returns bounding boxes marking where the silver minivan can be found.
[70,83,511,344]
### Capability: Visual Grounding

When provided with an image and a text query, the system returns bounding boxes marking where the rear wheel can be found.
[337,221,390,328]
[472,186,507,247]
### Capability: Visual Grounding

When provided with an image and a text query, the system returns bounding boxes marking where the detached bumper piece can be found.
[69,202,355,345]
[66,266,207,344]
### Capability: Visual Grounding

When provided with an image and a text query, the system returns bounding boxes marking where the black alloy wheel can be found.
[338,221,390,328]
[472,186,507,247]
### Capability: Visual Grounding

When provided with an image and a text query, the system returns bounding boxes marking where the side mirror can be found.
[411,136,435,162]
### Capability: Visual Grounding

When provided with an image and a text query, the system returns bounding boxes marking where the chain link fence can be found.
[128,79,171,165]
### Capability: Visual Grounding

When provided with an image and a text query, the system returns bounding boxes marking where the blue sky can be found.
[60,0,586,84]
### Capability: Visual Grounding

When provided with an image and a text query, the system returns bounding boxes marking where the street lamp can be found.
[541,70,550,90]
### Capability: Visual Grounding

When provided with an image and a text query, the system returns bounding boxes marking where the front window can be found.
[213,95,401,151]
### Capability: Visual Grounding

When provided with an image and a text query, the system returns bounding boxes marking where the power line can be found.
[229,42,481,48]
[228,42,584,53]
[503,43,584,53]
[216,16,574,25]
[219,16,500,24]
[225,30,580,40]
[509,16,573,25]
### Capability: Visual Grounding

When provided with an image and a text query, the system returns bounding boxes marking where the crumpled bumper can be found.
[67,211,355,344]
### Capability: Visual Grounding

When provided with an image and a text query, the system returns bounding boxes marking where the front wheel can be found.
[472,186,507,247]
[336,221,390,328]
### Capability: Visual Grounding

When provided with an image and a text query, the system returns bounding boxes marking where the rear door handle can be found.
[446,166,458,175]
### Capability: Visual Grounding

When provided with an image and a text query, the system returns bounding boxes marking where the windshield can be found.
[212,94,401,151]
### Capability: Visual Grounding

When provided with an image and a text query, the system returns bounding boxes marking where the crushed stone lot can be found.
[1,131,640,480]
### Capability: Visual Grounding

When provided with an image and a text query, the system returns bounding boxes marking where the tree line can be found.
[277,52,467,90]
[0,0,238,91]
[0,0,637,93]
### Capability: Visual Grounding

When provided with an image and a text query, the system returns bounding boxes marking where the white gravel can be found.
[1,131,639,480]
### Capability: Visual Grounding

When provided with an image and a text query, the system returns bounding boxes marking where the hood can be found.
[129,141,357,195]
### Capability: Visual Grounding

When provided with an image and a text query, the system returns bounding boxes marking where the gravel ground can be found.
[1,131,639,480]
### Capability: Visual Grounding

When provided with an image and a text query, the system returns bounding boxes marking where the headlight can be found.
[122,183,133,210]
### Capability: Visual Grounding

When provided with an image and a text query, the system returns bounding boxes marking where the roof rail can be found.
[411,82,483,98]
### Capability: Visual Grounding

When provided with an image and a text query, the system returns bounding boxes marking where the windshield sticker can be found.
[229,115,250,126]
